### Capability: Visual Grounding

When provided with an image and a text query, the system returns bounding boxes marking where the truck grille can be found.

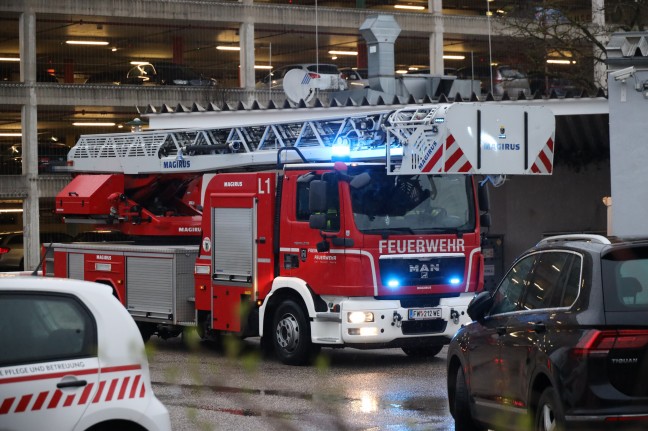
[380,256,465,287]
[401,319,447,335]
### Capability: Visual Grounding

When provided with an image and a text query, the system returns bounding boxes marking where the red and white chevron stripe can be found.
[0,368,145,416]
[444,134,473,173]
[530,137,554,174]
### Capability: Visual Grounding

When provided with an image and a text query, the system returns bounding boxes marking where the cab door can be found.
[280,171,346,293]
[0,291,100,431]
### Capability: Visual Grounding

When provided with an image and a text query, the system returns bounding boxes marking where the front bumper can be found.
[311,294,474,347]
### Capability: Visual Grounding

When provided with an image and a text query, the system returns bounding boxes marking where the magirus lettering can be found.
[163,160,191,169]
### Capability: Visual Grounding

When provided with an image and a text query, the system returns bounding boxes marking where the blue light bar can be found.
[387,279,400,288]
[449,277,462,285]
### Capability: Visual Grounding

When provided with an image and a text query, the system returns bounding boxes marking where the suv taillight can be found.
[0,247,10,254]
[573,329,648,356]
[308,72,320,79]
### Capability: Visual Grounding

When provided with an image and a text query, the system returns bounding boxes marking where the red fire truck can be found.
[44,102,555,365]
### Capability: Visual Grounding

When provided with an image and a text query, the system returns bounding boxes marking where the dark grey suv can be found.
[447,234,648,431]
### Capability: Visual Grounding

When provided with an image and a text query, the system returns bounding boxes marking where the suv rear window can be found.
[602,247,648,311]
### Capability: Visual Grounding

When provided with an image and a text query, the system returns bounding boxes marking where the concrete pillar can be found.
[64,59,74,83]
[239,22,255,90]
[428,0,444,74]
[592,0,607,89]
[357,41,367,69]
[606,32,648,236]
[239,0,255,91]
[19,8,41,271]
[172,36,184,64]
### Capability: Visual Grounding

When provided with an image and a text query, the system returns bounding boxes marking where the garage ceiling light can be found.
[328,50,357,56]
[443,55,466,60]
[0,132,21,137]
[217,46,240,51]
[254,65,273,69]
[66,40,109,46]
[547,59,574,65]
[0,57,20,62]
[394,5,425,11]
[72,122,116,127]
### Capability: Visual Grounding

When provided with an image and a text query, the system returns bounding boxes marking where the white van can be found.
[0,276,171,431]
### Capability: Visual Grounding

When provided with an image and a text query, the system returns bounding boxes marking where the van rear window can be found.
[601,247,648,311]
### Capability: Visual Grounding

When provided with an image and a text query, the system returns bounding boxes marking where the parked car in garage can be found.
[339,67,369,88]
[255,63,347,91]
[0,231,73,270]
[528,72,579,97]
[1,142,70,174]
[0,276,171,431]
[456,65,531,97]
[447,234,648,431]
[123,62,216,86]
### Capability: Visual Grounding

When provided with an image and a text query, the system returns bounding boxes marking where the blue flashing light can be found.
[387,279,401,289]
[449,277,462,286]
[332,138,351,159]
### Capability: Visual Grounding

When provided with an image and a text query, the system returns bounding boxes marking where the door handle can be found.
[57,379,87,389]
[531,322,546,333]
[496,326,507,335]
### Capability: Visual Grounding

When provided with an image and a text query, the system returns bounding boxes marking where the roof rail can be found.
[537,234,611,246]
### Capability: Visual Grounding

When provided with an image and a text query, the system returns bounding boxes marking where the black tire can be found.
[136,322,156,342]
[272,299,319,365]
[453,367,485,431]
[535,387,565,431]
[402,344,444,357]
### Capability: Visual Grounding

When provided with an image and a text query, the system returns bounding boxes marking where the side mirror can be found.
[467,291,493,322]
[478,183,490,212]
[480,213,491,228]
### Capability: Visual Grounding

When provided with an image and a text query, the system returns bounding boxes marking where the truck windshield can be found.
[350,171,475,235]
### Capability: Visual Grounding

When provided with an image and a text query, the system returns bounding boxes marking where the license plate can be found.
[408,308,442,320]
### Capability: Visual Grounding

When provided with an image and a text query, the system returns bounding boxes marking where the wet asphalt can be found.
[147,334,455,431]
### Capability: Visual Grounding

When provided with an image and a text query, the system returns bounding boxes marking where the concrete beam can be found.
[0,175,71,199]
[0,83,272,107]
[3,0,494,36]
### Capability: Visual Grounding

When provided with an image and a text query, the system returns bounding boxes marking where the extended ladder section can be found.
[68,110,394,174]
[67,102,555,176]
[385,102,556,175]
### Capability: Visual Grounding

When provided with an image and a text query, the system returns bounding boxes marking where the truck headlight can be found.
[348,311,374,323]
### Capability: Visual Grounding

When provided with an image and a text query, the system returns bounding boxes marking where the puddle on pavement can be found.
[155,381,450,422]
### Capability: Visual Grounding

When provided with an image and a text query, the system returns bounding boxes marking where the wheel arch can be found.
[85,419,147,431]
[259,276,325,337]
[446,354,463,416]
[529,370,553,416]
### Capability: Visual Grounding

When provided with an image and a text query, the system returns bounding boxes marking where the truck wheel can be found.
[272,300,319,365]
[136,322,156,342]
[402,344,444,357]
[535,387,565,431]
[453,367,485,431]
